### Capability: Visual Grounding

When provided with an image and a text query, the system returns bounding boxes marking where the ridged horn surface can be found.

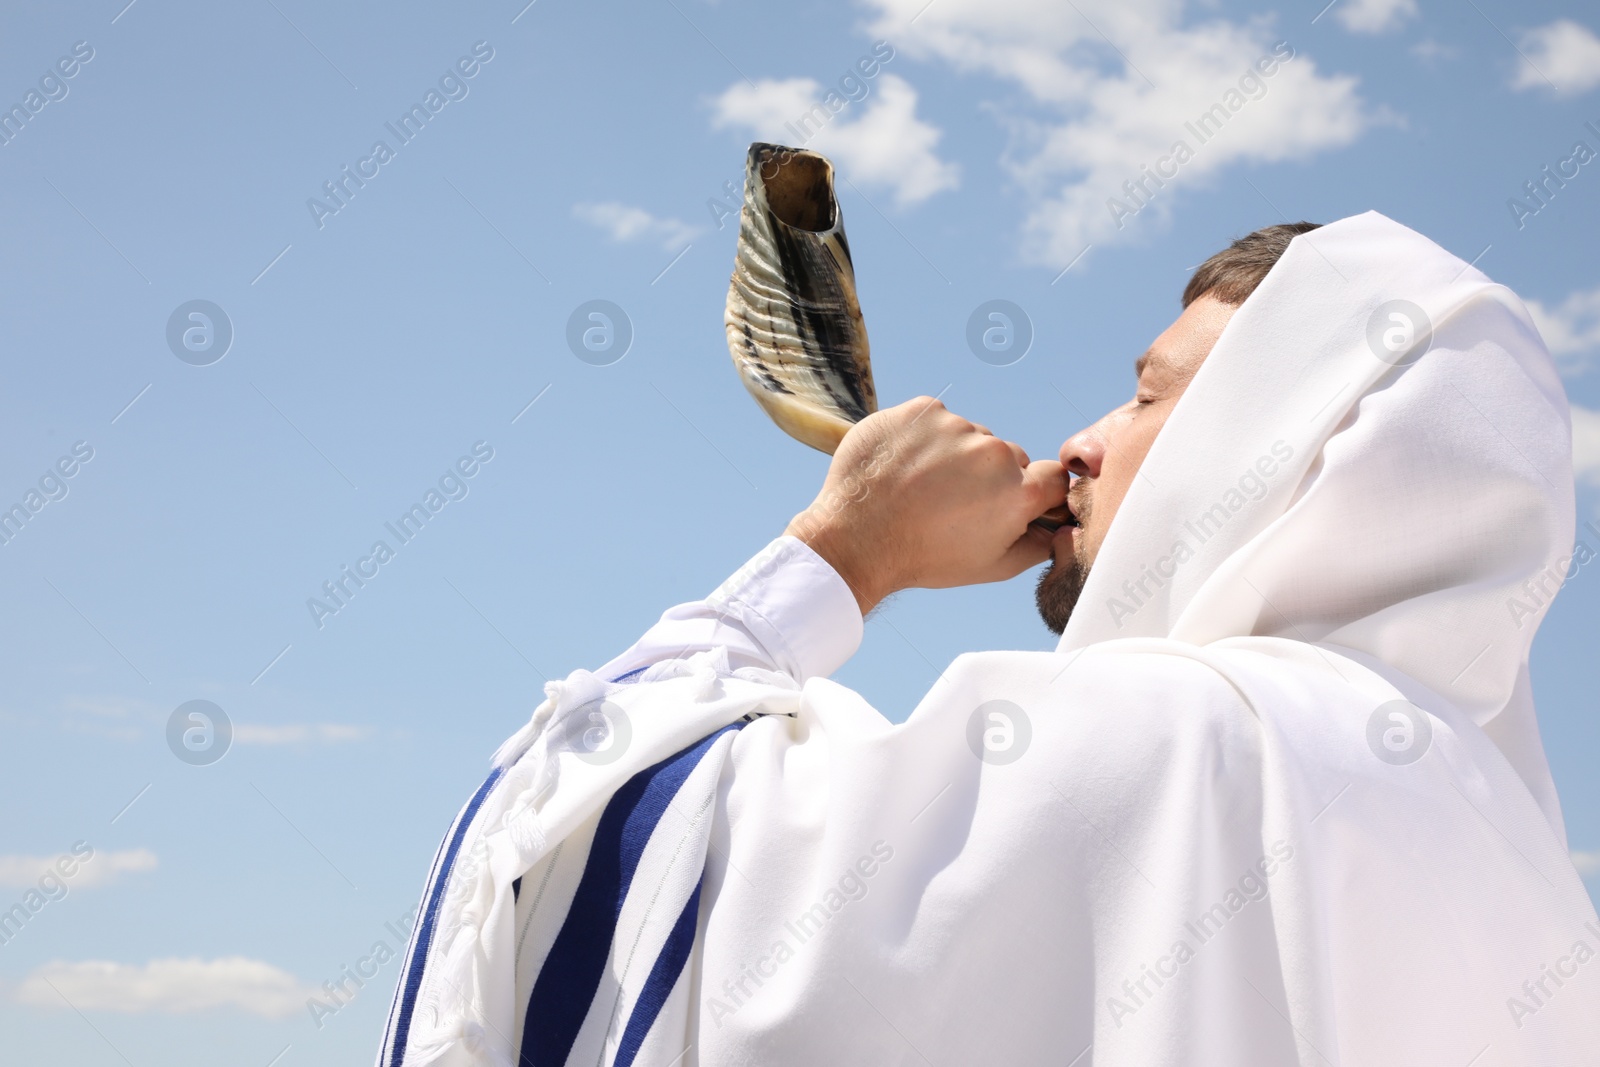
[725,142,876,455]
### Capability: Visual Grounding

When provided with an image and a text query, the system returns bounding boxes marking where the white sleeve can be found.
[592,536,864,684]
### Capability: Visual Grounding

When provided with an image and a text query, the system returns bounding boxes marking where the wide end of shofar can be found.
[724,143,876,456]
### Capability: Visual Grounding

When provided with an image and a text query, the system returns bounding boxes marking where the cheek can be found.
[1096,409,1170,522]
[1121,407,1173,469]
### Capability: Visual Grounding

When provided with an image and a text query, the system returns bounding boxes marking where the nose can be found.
[1059,424,1106,479]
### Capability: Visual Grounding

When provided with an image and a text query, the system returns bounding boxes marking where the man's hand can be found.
[784,397,1068,616]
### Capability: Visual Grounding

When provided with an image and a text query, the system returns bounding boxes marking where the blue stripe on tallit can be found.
[614,879,704,1067]
[377,804,455,1063]
[610,666,649,684]
[518,725,737,1067]
[386,766,504,1067]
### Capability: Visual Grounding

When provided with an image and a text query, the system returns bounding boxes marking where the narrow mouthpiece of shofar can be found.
[723,141,1070,532]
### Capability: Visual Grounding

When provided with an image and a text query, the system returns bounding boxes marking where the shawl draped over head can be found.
[377,212,1599,1067]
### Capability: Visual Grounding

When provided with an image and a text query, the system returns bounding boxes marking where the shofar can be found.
[723,141,1071,532]
[724,142,875,455]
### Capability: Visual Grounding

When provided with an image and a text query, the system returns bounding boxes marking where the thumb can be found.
[1019,459,1068,516]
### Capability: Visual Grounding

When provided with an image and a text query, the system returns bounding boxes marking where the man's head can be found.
[1035,221,1321,634]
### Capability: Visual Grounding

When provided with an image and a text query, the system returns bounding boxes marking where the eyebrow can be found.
[1134,349,1154,378]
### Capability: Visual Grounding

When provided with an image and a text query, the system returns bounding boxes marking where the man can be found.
[379,213,1598,1066]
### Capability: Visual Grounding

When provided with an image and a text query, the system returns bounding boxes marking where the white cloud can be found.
[1572,404,1600,488]
[1526,283,1600,378]
[572,202,699,250]
[1573,849,1600,876]
[64,696,137,719]
[1512,20,1600,97]
[1332,0,1417,35]
[57,696,154,742]
[711,73,960,207]
[1409,39,1459,64]
[0,848,156,890]
[862,0,1371,265]
[234,722,371,745]
[15,958,313,1018]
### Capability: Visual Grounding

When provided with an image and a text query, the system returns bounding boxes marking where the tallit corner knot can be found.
[508,800,547,857]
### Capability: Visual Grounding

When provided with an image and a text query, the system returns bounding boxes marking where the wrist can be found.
[783,509,888,617]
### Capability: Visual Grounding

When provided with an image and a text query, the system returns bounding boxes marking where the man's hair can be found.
[1183,221,1321,308]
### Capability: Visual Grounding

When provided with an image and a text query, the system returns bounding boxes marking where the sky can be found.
[1,0,1598,1063]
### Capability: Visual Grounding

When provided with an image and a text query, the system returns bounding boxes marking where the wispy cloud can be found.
[15,958,313,1017]
[0,849,156,890]
[64,696,140,719]
[712,73,960,207]
[1408,39,1459,64]
[57,696,157,742]
[861,0,1371,264]
[1511,20,1600,97]
[1571,406,1600,489]
[1527,283,1600,378]
[1332,0,1417,35]
[233,723,371,745]
[572,202,700,250]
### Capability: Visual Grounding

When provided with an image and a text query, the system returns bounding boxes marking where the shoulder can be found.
[924,642,1268,775]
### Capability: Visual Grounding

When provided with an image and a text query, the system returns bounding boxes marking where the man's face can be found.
[1035,294,1238,634]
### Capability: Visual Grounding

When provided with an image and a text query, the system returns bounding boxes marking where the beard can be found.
[1034,545,1091,635]
[1034,484,1094,635]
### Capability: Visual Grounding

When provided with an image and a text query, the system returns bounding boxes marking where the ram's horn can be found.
[724,142,875,455]
[721,142,1072,534]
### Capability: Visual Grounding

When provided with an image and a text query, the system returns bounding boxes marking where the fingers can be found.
[1020,459,1069,510]
[894,399,1007,446]
[995,521,1056,578]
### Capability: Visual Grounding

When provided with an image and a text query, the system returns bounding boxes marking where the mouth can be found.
[1030,504,1080,534]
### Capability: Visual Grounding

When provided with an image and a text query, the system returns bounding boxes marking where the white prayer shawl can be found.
[377,212,1600,1066]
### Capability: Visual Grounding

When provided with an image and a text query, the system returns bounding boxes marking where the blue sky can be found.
[2,0,1598,1062]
